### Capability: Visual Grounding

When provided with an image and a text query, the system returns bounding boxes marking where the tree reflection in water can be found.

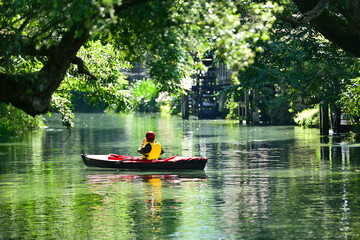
[85,172,208,238]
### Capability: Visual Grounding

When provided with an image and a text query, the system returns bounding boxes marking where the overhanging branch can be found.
[280,0,329,27]
[72,57,97,79]
[292,0,360,57]
[298,0,329,24]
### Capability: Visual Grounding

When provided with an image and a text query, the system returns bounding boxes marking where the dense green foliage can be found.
[129,78,160,112]
[0,0,281,132]
[51,40,131,129]
[1,0,360,134]
[339,77,360,137]
[293,106,319,128]
[340,77,360,123]
[0,103,44,135]
[226,14,360,127]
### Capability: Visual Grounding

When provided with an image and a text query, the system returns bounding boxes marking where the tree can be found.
[0,0,149,116]
[280,0,360,133]
[0,0,279,120]
[227,1,360,126]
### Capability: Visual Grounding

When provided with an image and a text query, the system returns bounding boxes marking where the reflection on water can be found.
[0,113,360,239]
[83,172,208,239]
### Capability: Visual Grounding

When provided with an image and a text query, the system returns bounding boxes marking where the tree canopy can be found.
[1,0,360,132]
[234,15,360,124]
[0,0,278,117]
[225,1,360,127]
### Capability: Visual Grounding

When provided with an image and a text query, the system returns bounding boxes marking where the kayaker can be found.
[137,131,164,160]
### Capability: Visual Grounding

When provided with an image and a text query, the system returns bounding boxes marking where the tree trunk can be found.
[0,24,89,116]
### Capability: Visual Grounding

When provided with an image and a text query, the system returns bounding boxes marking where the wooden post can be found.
[181,93,189,120]
[319,103,329,135]
[238,101,242,124]
[244,90,251,125]
[331,107,341,135]
[252,89,260,125]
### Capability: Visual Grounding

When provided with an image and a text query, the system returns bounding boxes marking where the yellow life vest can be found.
[142,141,162,160]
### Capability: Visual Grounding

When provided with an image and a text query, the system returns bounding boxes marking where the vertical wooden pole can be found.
[245,90,251,125]
[238,100,242,125]
[181,93,189,120]
[320,104,324,134]
[252,89,260,125]
[320,103,329,135]
[331,107,341,135]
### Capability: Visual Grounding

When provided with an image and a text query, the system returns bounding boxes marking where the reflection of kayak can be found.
[86,173,208,184]
[81,154,208,170]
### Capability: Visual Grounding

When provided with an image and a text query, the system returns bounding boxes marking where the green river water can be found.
[1,113,360,239]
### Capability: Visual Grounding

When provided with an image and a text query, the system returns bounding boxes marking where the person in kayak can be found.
[137,131,164,160]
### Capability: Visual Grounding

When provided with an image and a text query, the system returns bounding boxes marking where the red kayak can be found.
[81,154,208,170]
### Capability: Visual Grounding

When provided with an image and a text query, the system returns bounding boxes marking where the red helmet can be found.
[146,131,155,141]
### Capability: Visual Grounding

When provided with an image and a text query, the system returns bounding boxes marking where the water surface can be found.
[1,113,360,239]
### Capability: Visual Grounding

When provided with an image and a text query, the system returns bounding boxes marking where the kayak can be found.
[81,154,208,170]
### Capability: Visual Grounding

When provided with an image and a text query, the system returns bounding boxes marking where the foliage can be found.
[265,94,292,125]
[0,103,44,135]
[167,94,184,116]
[51,40,131,129]
[0,0,284,132]
[111,0,280,82]
[129,79,160,112]
[156,92,175,114]
[3,0,360,134]
[339,77,360,137]
[50,92,75,130]
[293,106,319,128]
[225,98,240,120]
[340,77,360,124]
[65,40,131,110]
[0,0,281,118]
[128,78,174,113]
[227,13,360,125]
